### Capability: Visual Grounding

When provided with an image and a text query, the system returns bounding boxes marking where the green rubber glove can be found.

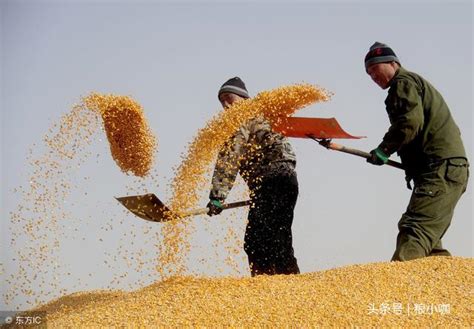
[367,147,389,166]
[207,199,224,216]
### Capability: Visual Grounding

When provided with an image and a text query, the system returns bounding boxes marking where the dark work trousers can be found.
[392,158,469,261]
[244,170,300,276]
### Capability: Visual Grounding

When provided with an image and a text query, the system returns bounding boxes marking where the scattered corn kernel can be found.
[158,84,331,277]
[5,84,334,314]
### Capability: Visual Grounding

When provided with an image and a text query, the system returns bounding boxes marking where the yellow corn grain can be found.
[83,92,157,177]
[20,256,473,327]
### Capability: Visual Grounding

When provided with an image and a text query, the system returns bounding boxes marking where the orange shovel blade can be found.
[272,117,365,139]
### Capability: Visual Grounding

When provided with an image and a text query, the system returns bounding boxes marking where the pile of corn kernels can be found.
[22,257,473,327]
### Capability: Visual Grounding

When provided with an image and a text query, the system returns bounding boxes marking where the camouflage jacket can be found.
[379,67,466,177]
[209,115,296,201]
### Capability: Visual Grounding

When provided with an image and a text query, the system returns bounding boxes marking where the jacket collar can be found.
[388,66,404,87]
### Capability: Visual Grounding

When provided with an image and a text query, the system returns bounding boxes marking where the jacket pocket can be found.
[445,158,468,184]
[414,183,444,197]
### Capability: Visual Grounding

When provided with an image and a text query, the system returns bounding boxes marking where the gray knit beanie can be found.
[218,77,250,100]
[364,42,400,70]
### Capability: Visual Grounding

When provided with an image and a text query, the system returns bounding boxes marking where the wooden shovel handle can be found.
[180,200,252,218]
[312,137,404,170]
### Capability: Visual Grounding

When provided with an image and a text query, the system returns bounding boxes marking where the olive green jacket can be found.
[209,116,296,201]
[379,67,466,176]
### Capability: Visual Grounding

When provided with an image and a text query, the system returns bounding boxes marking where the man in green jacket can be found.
[364,42,469,261]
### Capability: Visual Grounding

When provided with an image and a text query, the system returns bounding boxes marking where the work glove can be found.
[207,199,224,216]
[367,147,389,166]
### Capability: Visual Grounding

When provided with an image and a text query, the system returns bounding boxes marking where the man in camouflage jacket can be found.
[364,42,469,261]
[207,77,300,276]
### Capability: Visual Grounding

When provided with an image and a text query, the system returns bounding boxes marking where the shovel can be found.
[272,117,403,170]
[116,193,252,222]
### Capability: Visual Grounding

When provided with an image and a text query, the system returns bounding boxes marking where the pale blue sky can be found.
[1,0,472,310]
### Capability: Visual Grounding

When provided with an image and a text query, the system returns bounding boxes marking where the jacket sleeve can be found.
[209,127,249,201]
[378,79,424,155]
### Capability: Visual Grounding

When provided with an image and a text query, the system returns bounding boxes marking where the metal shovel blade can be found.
[115,193,175,222]
[272,117,365,139]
